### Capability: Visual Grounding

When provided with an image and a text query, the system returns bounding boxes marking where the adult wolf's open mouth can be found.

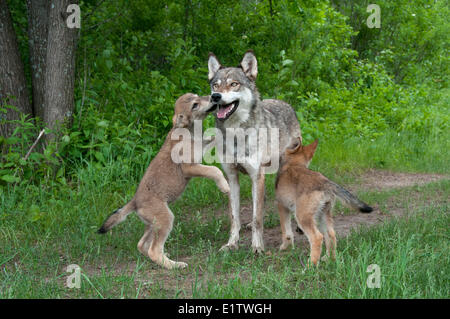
[217,100,239,120]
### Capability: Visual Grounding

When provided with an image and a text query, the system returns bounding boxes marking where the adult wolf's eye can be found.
[192,103,199,110]
[231,82,239,87]
[213,83,219,90]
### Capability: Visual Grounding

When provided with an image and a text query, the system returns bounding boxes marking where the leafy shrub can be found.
[0,105,60,186]
[1,0,448,187]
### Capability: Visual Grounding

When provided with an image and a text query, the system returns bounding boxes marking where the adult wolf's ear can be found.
[208,53,221,81]
[286,137,302,154]
[240,50,258,81]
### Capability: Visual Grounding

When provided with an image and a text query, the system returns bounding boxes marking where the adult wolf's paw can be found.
[219,243,238,252]
[279,241,293,251]
[252,245,265,254]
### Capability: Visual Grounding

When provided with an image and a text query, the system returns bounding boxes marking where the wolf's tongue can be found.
[217,103,233,119]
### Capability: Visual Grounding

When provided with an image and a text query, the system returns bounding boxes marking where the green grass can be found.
[312,129,450,176]
[0,132,449,298]
[190,208,449,298]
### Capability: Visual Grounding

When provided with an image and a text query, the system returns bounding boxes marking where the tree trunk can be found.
[43,0,78,140]
[0,0,32,138]
[27,0,49,122]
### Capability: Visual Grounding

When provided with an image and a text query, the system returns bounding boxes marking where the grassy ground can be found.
[0,133,449,298]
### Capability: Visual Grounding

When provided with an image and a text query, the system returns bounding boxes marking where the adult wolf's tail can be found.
[97,200,136,234]
[329,181,373,213]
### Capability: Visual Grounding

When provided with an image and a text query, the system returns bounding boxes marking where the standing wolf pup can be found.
[98,94,229,269]
[276,138,373,266]
[207,50,302,253]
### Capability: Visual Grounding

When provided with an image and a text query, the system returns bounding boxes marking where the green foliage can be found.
[2,0,449,186]
[331,0,450,86]
[0,105,60,186]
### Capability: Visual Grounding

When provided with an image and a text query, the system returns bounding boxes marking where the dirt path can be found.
[351,169,447,192]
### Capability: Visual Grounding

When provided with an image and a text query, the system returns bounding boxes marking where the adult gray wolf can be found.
[207,50,302,253]
[276,138,373,265]
[97,93,229,269]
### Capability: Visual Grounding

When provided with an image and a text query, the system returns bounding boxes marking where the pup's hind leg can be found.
[324,202,337,260]
[278,202,294,250]
[316,201,333,262]
[137,225,152,256]
[295,195,323,266]
[137,203,187,269]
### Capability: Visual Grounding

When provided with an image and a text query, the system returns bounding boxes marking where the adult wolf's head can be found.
[207,50,260,123]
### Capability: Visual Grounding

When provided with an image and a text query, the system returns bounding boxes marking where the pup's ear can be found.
[303,139,319,161]
[208,53,221,81]
[240,50,258,81]
[286,137,302,154]
[172,114,178,127]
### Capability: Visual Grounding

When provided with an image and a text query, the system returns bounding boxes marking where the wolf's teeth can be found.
[217,101,238,119]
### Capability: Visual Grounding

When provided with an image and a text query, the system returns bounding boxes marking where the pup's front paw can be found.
[163,261,188,270]
[173,261,188,269]
[218,180,230,194]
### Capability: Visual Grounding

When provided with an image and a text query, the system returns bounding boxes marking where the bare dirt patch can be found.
[352,169,448,192]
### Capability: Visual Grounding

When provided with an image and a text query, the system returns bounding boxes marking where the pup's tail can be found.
[329,181,373,213]
[97,200,136,234]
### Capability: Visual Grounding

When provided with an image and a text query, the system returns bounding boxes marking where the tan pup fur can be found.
[276,138,373,266]
[98,93,229,269]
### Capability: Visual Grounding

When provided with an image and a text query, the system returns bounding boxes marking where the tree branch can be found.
[23,129,45,161]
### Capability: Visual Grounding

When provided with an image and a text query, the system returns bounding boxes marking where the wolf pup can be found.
[276,138,373,266]
[207,50,302,253]
[97,94,229,269]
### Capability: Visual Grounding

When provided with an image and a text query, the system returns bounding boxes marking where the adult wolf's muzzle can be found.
[216,100,240,120]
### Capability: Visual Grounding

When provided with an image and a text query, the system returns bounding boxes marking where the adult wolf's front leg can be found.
[220,164,240,251]
[250,167,265,253]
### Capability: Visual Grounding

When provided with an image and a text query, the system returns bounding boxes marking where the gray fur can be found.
[207,51,302,252]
